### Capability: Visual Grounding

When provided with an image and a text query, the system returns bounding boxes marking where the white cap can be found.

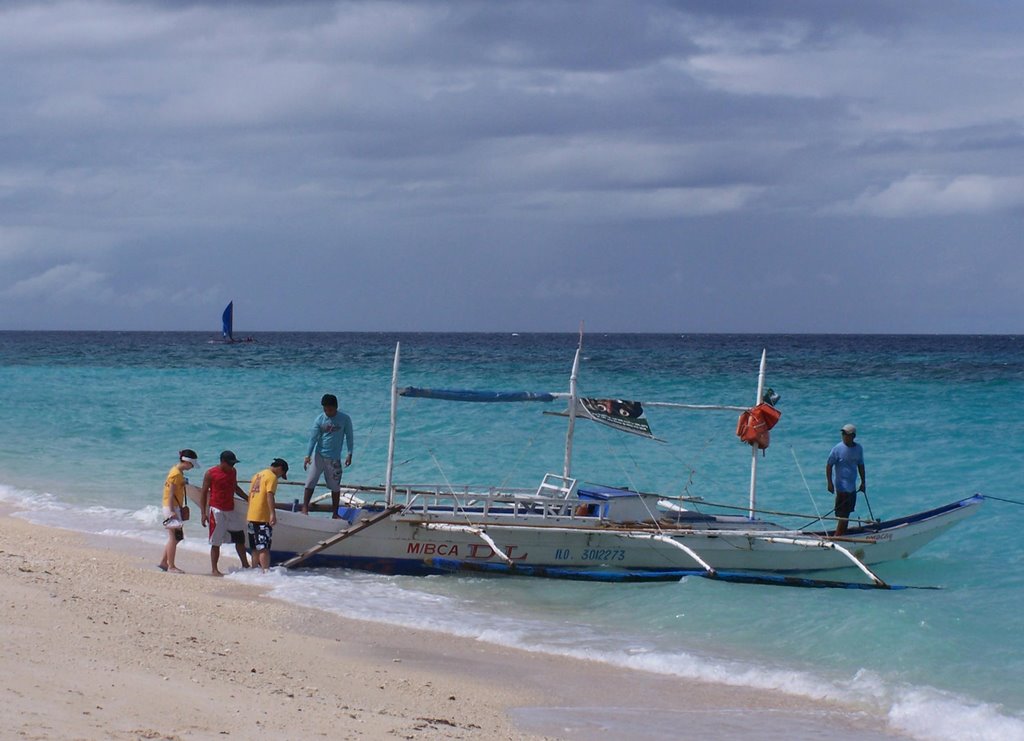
[841,424,857,436]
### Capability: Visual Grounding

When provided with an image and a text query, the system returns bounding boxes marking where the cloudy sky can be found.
[1,0,1022,332]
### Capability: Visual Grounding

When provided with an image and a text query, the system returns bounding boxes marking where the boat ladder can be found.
[534,473,577,515]
[280,504,405,569]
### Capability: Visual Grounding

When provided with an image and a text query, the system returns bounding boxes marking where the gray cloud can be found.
[2,263,109,301]
[837,174,1024,217]
[0,0,1022,332]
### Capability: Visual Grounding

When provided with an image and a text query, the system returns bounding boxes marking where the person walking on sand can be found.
[159,448,198,573]
[826,424,866,537]
[247,458,288,572]
[200,450,251,576]
[302,393,353,518]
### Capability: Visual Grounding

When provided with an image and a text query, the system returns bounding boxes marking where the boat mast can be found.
[562,327,583,479]
[747,349,767,519]
[384,342,401,506]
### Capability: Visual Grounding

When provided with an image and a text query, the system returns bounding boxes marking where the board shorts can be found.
[305,454,343,492]
[208,507,246,547]
[248,522,272,551]
[835,491,857,519]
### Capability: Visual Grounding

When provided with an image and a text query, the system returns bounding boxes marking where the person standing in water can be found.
[159,449,198,573]
[200,450,251,576]
[247,458,288,572]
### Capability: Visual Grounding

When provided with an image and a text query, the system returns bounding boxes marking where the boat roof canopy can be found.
[577,485,644,501]
[399,387,556,403]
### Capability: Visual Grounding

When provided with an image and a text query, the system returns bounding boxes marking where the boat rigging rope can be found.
[660,436,736,520]
[362,395,388,443]
[415,387,536,498]
[426,449,475,524]
[678,435,717,500]
[660,495,876,528]
[650,432,720,512]
[497,437,535,491]
[984,494,1024,507]
[579,412,667,533]
[355,393,392,464]
[425,449,518,532]
[573,396,729,531]
[790,445,827,529]
[577,408,857,533]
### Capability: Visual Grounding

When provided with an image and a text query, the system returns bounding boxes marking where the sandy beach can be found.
[0,510,905,740]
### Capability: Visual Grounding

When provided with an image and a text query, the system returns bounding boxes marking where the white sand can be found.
[0,512,906,740]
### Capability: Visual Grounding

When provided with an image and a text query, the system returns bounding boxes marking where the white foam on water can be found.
[237,567,1024,741]
[0,483,207,554]
[0,482,65,511]
[888,687,1024,741]
[4,484,1022,741]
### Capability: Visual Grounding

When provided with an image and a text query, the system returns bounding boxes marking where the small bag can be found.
[180,501,191,521]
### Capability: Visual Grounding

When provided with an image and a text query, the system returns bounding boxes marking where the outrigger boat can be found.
[199,342,982,589]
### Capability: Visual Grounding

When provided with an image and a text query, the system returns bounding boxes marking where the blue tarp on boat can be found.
[399,387,556,403]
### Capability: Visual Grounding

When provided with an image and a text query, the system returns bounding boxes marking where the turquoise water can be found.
[1,331,1022,740]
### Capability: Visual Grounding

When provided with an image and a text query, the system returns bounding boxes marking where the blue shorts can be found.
[248,522,273,551]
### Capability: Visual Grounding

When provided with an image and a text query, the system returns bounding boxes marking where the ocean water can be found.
[1,331,1022,740]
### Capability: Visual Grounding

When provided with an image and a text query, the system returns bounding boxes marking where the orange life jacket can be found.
[736,403,782,450]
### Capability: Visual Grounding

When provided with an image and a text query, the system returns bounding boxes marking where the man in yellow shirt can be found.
[247,458,289,572]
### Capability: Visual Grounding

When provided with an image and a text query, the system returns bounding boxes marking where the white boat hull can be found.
[259,494,983,583]
[185,346,983,588]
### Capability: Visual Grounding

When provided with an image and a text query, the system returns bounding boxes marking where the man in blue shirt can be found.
[826,423,866,536]
[302,393,354,518]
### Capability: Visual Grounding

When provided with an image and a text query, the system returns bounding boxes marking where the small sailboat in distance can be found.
[213,301,255,343]
[222,301,234,342]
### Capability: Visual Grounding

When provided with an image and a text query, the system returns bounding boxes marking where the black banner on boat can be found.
[550,398,656,439]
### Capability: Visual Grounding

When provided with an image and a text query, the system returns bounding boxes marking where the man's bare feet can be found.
[211,570,224,577]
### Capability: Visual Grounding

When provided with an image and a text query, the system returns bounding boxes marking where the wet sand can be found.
[0,511,906,740]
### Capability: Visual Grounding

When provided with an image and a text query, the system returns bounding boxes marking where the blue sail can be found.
[221,301,233,341]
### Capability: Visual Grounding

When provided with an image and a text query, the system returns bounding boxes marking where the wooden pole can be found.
[748,349,767,520]
[384,342,401,506]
